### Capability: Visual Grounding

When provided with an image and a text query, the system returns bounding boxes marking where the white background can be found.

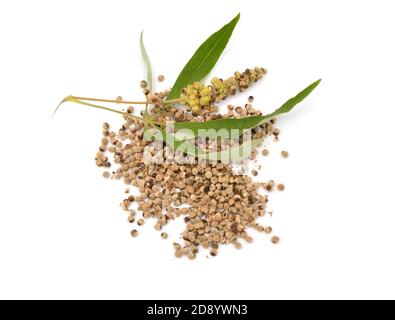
[0,0,394,300]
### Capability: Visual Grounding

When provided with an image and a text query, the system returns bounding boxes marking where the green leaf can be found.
[140,31,153,91]
[166,13,240,100]
[173,79,321,139]
[144,126,261,163]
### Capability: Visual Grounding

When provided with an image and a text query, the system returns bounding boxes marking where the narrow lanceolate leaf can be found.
[166,13,240,100]
[173,79,321,139]
[144,126,261,163]
[140,31,153,91]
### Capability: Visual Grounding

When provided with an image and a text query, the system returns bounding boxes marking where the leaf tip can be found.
[52,95,71,118]
[311,78,322,90]
[232,13,241,24]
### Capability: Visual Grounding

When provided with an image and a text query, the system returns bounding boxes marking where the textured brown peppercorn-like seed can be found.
[262,149,269,156]
[131,229,138,237]
[140,80,147,89]
[188,253,196,260]
[161,232,168,239]
[137,219,144,226]
[271,236,280,244]
[102,171,110,179]
[94,88,282,258]
[234,241,242,250]
[281,150,289,158]
[127,215,135,223]
[264,226,272,234]
[277,184,285,191]
[158,75,165,82]
[252,170,258,176]
[122,199,130,208]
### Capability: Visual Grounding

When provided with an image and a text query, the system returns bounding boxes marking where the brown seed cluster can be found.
[94,77,287,258]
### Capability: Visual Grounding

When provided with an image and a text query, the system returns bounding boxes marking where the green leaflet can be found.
[144,126,261,163]
[166,13,240,100]
[140,31,153,91]
[173,79,321,139]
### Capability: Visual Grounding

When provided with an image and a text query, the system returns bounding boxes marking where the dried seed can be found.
[102,171,110,179]
[131,229,138,237]
[264,226,272,234]
[277,184,285,191]
[234,241,242,249]
[281,150,289,158]
[188,253,196,260]
[262,149,269,156]
[158,75,165,82]
[271,236,280,244]
[173,242,181,251]
[161,232,168,239]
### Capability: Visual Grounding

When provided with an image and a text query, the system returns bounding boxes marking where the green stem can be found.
[68,98,144,120]
[68,98,166,127]
[163,98,184,105]
[70,95,149,105]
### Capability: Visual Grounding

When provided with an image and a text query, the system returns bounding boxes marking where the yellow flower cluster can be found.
[180,82,212,112]
[181,67,267,112]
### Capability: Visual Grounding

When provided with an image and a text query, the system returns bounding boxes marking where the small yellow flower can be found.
[200,96,211,106]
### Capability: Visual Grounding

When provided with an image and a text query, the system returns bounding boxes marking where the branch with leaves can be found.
[54,13,320,162]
